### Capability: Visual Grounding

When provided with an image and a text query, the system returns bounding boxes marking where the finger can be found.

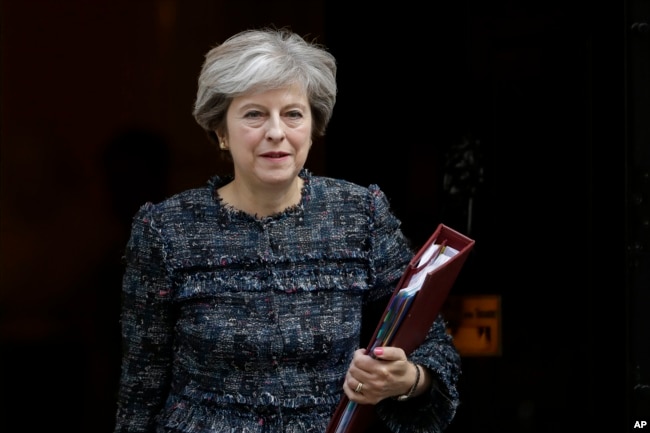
[372,346,407,361]
[344,376,366,401]
[346,372,365,394]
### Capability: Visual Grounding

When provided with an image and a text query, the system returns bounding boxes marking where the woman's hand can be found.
[343,346,429,404]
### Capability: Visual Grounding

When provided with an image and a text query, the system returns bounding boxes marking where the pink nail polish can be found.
[373,347,384,356]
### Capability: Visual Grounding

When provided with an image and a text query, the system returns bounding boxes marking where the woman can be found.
[114,28,461,433]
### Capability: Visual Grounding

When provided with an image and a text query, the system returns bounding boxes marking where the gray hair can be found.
[193,28,337,142]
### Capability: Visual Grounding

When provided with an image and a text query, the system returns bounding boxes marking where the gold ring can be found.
[354,382,364,393]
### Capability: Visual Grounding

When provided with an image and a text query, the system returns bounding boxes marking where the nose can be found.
[265,114,285,142]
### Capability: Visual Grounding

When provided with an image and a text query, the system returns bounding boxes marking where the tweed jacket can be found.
[113,169,461,433]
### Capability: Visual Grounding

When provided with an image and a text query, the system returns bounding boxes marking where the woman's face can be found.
[223,84,312,189]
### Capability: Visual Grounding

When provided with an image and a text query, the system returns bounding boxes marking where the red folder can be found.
[325,223,475,433]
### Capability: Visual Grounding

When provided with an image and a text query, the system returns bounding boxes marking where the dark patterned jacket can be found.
[114,169,461,433]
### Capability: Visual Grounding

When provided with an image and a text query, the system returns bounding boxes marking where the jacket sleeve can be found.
[114,203,175,433]
[365,185,462,433]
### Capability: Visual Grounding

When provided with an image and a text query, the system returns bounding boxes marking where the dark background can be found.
[1,1,647,432]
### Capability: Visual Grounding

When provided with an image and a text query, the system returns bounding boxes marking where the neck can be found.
[218,177,303,218]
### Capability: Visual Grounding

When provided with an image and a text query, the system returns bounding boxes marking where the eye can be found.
[285,110,303,119]
[243,110,263,118]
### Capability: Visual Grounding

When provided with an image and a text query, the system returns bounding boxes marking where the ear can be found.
[214,128,228,141]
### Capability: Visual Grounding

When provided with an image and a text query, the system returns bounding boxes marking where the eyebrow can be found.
[237,102,308,111]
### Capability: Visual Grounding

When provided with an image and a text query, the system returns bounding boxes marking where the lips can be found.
[260,152,290,158]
